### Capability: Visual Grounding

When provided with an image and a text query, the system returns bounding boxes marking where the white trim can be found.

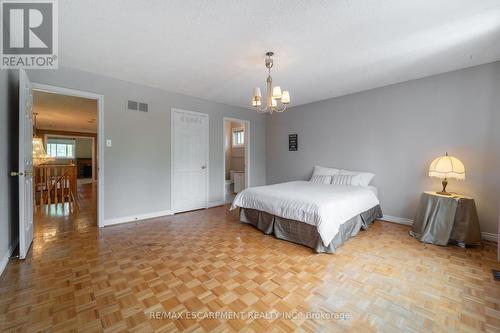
[170,108,209,214]
[170,109,174,214]
[104,210,174,227]
[222,117,250,202]
[32,83,103,100]
[208,200,227,208]
[0,239,18,277]
[481,232,498,242]
[380,215,414,226]
[31,83,105,228]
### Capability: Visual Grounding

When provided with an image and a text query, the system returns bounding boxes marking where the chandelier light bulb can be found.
[252,99,261,107]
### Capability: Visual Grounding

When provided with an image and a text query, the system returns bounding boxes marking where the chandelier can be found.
[32,113,53,166]
[252,52,290,113]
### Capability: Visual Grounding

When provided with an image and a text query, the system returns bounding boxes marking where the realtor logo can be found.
[1,0,58,68]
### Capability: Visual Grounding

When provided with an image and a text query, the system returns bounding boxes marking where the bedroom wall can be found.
[0,69,19,274]
[26,66,266,223]
[266,61,500,235]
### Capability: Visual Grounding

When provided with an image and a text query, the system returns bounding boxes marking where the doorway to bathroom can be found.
[223,118,250,203]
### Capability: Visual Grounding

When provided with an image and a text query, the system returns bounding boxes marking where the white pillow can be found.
[310,175,332,184]
[311,165,340,177]
[339,169,375,187]
[331,174,354,186]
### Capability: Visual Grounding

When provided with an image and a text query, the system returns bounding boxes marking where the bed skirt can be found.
[239,205,383,253]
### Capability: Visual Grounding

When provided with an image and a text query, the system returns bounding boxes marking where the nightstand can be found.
[410,191,482,247]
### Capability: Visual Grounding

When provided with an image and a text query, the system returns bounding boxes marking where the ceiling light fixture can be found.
[252,52,290,113]
[32,113,54,166]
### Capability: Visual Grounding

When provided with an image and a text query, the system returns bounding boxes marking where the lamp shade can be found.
[429,154,465,180]
[281,90,290,104]
[253,87,261,98]
[272,86,282,99]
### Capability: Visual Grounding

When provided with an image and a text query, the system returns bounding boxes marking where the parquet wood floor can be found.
[1,184,499,332]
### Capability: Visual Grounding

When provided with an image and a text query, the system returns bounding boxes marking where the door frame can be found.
[31,82,105,227]
[42,134,97,182]
[170,108,209,214]
[222,117,250,202]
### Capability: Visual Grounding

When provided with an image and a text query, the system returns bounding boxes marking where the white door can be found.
[172,109,208,213]
[18,70,34,259]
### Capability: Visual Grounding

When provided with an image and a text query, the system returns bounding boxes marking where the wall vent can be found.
[127,100,149,112]
[127,100,138,111]
[138,102,149,112]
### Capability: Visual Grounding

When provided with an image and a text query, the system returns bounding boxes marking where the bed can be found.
[230,180,382,253]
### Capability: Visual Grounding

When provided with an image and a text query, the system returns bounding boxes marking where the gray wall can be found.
[266,62,500,234]
[27,67,266,222]
[0,69,19,266]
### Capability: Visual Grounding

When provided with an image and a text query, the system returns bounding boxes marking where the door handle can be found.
[201,165,207,169]
[10,171,24,177]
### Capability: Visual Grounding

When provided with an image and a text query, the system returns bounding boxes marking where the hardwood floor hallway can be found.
[0,187,499,332]
[35,182,97,238]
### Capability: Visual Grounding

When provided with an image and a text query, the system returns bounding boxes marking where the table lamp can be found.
[429,152,465,195]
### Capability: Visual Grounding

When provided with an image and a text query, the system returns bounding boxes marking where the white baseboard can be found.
[104,210,174,227]
[0,239,18,277]
[380,215,414,226]
[208,201,227,208]
[380,215,498,242]
[481,232,498,242]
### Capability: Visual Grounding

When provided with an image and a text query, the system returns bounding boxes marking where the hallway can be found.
[34,182,97,239]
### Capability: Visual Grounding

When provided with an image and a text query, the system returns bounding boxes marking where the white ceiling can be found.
[33,91,97,133]
[59,0,500,108]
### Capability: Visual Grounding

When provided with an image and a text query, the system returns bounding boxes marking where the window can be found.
[46,138,76,159]
[232,128,245,147]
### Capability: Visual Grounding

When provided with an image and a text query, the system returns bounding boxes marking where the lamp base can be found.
[437,191,452,196]
[437,178,451,196]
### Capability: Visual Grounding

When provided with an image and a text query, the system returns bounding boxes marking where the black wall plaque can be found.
[289,134,298,151]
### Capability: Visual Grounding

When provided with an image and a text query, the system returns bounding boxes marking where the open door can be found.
[18,69,34,259]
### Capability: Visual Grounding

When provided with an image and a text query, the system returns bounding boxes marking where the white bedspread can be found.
[230,181,380,246]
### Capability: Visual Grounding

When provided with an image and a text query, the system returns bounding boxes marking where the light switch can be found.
[106,139,112,147]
